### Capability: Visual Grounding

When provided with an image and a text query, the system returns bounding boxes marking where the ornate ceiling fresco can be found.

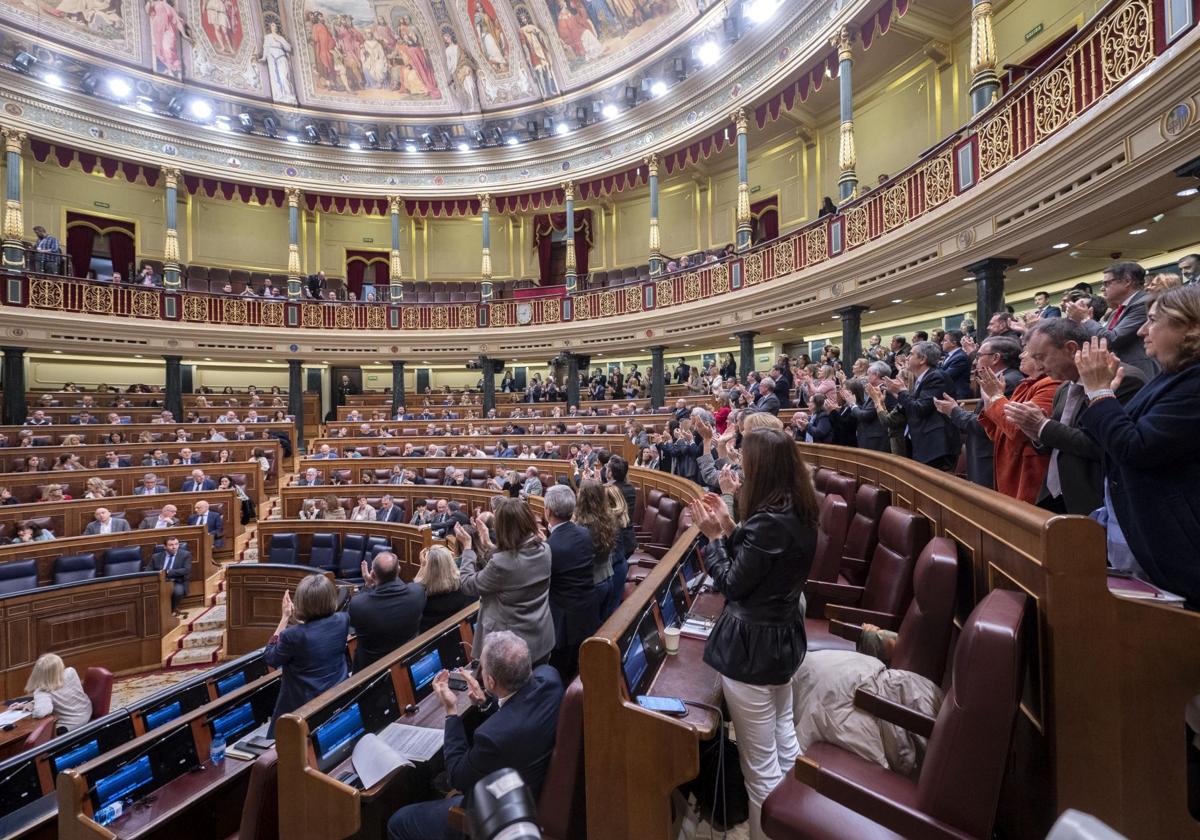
[0,0,699,114]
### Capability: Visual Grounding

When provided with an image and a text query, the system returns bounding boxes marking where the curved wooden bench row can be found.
[0,489,241,563]
[277,484,546,521]
[304,433,634,461]
[9,407,301,427]
[0,439,283,489]
[224,562,339,657]
[792,442,1200,839]
[335,393,720,420]
[0,462,266,507]
[284,456,576,493]
[0,422,296,465]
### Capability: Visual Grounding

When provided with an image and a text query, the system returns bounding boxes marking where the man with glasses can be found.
[1065,261,1157,378]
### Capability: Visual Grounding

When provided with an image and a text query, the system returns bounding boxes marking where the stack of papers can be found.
[0,709,30,727]
[352,724,445,788]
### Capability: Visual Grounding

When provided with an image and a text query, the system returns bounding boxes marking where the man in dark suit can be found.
[71,411,99,425]
[24,410,52,426]
[150,536,192,617]
[429,500,468,537]
[1004,318,1144,514]
[1068,261,1158,379]
[142,449,171,467]
[386,631,564,840]
[936,336,1025,487]
[98,451,123,469]
[348,551,426,671]
[754,377,781,415]
[181,469,217,492]
[938,331,973,400]
[134,473,170,495]
[544,485,599,680]
[296,467,323,487]
[673,357,690,384]
[375,494,405,523]
[187,500,224,548]
[851,363,894,452]
[138,503,179,530]
[888,341,961,470]
[1032,291,1061,319]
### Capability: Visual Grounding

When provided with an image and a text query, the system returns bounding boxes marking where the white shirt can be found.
[31,667,93,731]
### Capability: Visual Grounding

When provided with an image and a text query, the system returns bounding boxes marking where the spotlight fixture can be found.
[650,80,667,97]
[723,17,740,43]
[491,127,504,145]
[543,116,555,137]
[672,57,687,81]
[12,51,36,74]
[555,121,570,136]
[188,98,213,120]
[1018,266,1033,272]
[505,135,519,146]
[1179,187,1200,197]
[697,41,721,67]
[326,125,339,146]
[106,75,132,99]
[457,141,470,152]
[624,84,638,107]
[1128,228,1147,235]
[303,123,320,143]
[237,112,254,132]
[263,116,278,137]
[405,140,418,154]
[439,130,452,149]
[347,140,361,151]
[526,119,539,140]
[285,134,299,144]
[135,97,156,114]
[365,128,380,148]
[165,95,184,116]
[80,73,100,95]
[385,130,401,151]
[42,72,63,88]
[601,102,619,119]
[1052,242,1070,249]
[575,105,589,128]
[420,132,434,150]
[473,129,486,147]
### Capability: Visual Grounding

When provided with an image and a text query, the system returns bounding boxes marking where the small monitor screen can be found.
[49,739,100,777]
[312,704,365,770]
[209,703,257,743]
[658,584,681,628]
[214,671,246,696]
[408,648,442,700]
[622,633,650,695]
[681,547,703,591]
[0,760,44,819]
[143,701,182,731]
[93,756,154,809]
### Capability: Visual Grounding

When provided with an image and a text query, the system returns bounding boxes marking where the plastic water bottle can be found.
[210,734,226,765]
[94,800,123,826]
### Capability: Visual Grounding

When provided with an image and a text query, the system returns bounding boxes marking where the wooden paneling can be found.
[0,572,170,695]
[252,521,433,583]
[0,421,295,458]
[0,462,266,506]
[334,393,716,419]
[304,433,635,462]
[224,563,333,655]
[26,392,320,428]
[278,483,544,522]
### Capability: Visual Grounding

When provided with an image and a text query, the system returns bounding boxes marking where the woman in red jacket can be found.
[979,349,1059,502]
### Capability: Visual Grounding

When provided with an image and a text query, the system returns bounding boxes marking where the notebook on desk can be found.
[1106,572,1186,606]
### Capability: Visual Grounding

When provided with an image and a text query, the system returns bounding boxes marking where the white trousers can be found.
[721,674,799,840]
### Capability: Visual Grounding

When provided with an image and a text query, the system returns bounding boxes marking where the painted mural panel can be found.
[187,0,268,93]
[0,0,141,58]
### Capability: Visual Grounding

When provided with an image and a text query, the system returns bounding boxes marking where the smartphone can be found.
[635,695,688,716]
[447,675,468,691]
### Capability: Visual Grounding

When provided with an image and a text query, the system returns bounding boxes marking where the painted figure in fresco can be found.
[442,28,478,111]
[47,0,122,31]
[465,0,507,70]
[258,18,297,104]
[145,0,191,78]
[361,32,388,87]
[395,15,438,95]
[515,6,556,97]
[334,14,366,90]
[581,0,621,38]
[556,0,604,59]
[307,10,337,84]
[202,0,237,53]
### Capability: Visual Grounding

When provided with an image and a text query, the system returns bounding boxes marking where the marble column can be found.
[649,346,666,409]
[388,195,403,303]
[969,0,1000,113]
[647,154,664,275]
[735,331,758,386]
[839,306,869,362]
[734,109,753,252]
[479,356,496,415]
[285,187,302,300]
[1,347,26,425]
[565,353,590,409]
[964,257,1017,332]
[164,355,183,422]
[479,193,493,302]
[391,360,406,417]
[288,360,305,452]
[563,182,577,294]
[163,168,182,291]
[834,27,858,202]
[2,129,26,273]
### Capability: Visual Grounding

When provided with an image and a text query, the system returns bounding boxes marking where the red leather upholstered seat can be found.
[841,485,892,587]
[823,474,858,518]
[82,666,114,717]
[227,749,279,840]
[22,716,55,749]
[538,679,586,840]
[807,494,852,585]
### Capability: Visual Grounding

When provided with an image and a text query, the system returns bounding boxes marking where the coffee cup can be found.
[664,625,681,655]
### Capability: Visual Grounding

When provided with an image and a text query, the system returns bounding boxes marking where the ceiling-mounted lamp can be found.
[165,95,184,117]
[364,128,380,148]
[439,129,452,149]
[237,112,254,132]
[723,16,740,43]
[325,124,339,146]
[491,127,504,145]
[576,104,589,128]
[384,130,400,150]
[12,51,36,74]
[526,119,539,140]
[473,129,486,147]
[262,116,278,138]
[672,57,687,81]
[420,131,434,150]
[303,123,320,143]
[624,84,639,107]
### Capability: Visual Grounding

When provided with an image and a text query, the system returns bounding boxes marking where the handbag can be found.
[683,729,749,829]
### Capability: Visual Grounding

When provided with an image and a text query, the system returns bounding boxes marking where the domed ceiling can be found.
[1,0,702,116]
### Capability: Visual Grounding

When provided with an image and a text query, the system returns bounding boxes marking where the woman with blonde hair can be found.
[415,544,477,632]
[61,433,82,447]
[85,477,116,500]
[298,499,320,520]
[40,484,68,502]
[20,653,93,731]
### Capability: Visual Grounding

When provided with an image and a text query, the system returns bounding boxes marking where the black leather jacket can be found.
[701,505,817,685]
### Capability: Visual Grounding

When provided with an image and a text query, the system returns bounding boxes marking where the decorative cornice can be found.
[644,154,659,179]
[562,182,575,203]
[1,127,25,156]
[285,187,302,208]
[478,194,491,215]
[832,26,856,63]
[387,195,402,216]
[733,109,748,136]
[163,168,180,191]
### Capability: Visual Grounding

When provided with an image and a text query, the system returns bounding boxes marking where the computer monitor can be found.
[407,647,442,701]
[621,607,666,695]
[312,704,365,773]
[141,682,211,732]
[0,759,45,819]
[436,626,468,671]
[144,701,182,732]
[49,739,101,777]
[622,632,650,695]
[91,755,154,810]
[681,545,704,592]
[308,671,399,772]
[214,670,246,697]
[209,702,257,744]
[47,716,137,780]
[658,573,687,628]
[89,725,200,811]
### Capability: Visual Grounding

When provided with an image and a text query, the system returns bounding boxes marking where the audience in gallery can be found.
[16,653,93,732]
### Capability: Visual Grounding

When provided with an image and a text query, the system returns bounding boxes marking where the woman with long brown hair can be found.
[688,427,819,840]
[573,479,618,618]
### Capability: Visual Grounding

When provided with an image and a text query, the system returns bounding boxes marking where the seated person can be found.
[348,551,426,671]
[17,653,93,732]
[150,536,192,617]
[386,632,564,840]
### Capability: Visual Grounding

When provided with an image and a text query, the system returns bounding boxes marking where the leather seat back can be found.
[310,533,339,572]
[268,533,298,565]
[103,546,145,577]
[841,484,892,585]
[83,666,114,716]
[812,467,836,494]
[54,553,98,585]
[824,473,858,518]
[339,534,366,577]
[860,507,929,616]
[0,559,39,594]
[639,489,664,533]
[808,494,851,584]
[650,498,681,545]
[890,537,958,682]
[235,749,280,840]
[538,679,586,840]
[917,589,1028,837]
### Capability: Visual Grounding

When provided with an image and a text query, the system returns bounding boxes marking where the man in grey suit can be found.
[138,504,179,530]
[934,336,1025,488]
[1066,262,1158,379]
[134,473,170,495]
[83,507,132,535]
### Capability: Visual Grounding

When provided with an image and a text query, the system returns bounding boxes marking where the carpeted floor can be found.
[111,664,219,709]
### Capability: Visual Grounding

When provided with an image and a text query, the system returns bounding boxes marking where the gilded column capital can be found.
[478,193,491,215]
[644,154,658,178]
[562,181,575,203]
[832,26,856,62]
[2,128,27,156]
[969,0,998,78]
[163,168,181,191]
[731,108,748,136]
[387,195,403,215]
[285,187,303,208]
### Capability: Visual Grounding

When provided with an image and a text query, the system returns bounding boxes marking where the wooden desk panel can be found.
[0,422,295,450]
[0,573,170,696]
[277,482,546,522]
[224,563,335,656]
[252,521,433,584]
[307,433,635,462]
[0,463,265,507]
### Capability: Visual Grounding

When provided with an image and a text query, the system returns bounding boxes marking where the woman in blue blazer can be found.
[264,574,350,734]
[1077,284,1200,606]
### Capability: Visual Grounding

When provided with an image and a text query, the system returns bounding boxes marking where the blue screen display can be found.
[144,701,182,731]
[94,756,154,808]
[215,671,246,696]
[210,703,256,743]
[659,587,679,628]
[50,740,100,776]
[312,704,365,762]
[408,649,442,696]
[622,634,649,694]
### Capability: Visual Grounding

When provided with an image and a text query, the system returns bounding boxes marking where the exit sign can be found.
[93,201,110,209]
[1025,23,1043,41]
[362,237,374,243]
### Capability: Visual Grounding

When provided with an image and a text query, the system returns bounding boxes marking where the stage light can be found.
[285,133,299,144]
[672,57,687,81]
[723,17,740,43]
[42,72,63,88]
[440,130,452,149]
[650,80,667,97]
[1128,228,1147,235]
[106,76,132,99]
[80,73,100,94]
[189,98,213,120]
[601,102,618,119]
[365,129,380,148]
[576,105,589,128]
[13,52,36,73]
[526,119,539,140]
[745,0,780,24]
[491,127,504,145]
[1018,266,1033,272]
[165,96,184,116]
[263,116,278,137]
[326,125,339,146]
[420,132,434,150]
[237,112,254,132]
[624,84,638,107]
[135,97,156,114]
[697,41,721,67]
[473,129,486,146]
[385,130,401,150]
[555,122,570,136]
[1178,187,1199,197]
[303,124,320,143]
[1052,242,1070,249]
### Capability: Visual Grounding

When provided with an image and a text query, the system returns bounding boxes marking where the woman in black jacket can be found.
[689,427,819,840]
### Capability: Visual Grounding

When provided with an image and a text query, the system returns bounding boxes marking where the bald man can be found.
[188,499,225,548]
[347,551,426,670]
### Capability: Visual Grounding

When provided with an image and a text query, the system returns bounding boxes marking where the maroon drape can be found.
[109,231,135,279]
[65,225,94,278]
[750,196,779,244]
[346,259,365,298]
[65,212,136,278]
[532,210,592,284]
[346,250,389,298]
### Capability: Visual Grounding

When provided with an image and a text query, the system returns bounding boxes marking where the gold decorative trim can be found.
[845,205,869,247]
[302,303,322,329]
[623,285,641,313]
[978,110,1013,177]
[883,183,909,231]
[805,227,827,265]
[599,290,617,316]
[543,298,561,323]
[656,278,675,306]
[682,272,701,302]
[30,277,63,309]
[334,304,354,329]
[402,307,420,330]
[838,119,856,175]
[3,199,23,241]
[1033,63,1076,141]
[182,295,208,322]
[131,290,158,317]
[744,252,763,286]
[223,298,248,325]
[710,262,729,294]
[367,305,387,330]
[773,240,795,276]
[969,1,997,78]
[458,304,477,326]
[1101,0,1153,86]
[923,152,954,208]
[490,303,509,327]
[831,26,855,63]
[644,154,658,178]
[261,301,284,326]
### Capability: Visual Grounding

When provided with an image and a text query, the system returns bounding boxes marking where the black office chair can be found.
[0,559,39,594]
[309,533,339,573]
[365,536,390,561]
[53,553,98,585]
[338,534,366,580]
[103,546,144,577]
[267,533,299,565]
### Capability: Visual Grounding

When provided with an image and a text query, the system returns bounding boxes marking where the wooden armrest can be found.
[793,757,973,840]
[447,804,468,835]
[827,619,863,643]
[809,580,865,605]
[852,688,936,739]
[825,604,901,630]
[642,543,672,559]
[840,556,869,572]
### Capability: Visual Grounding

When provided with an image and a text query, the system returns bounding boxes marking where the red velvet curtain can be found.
[65,212,136,279]
[532,210,592,285]
[109,231,135,280]
[345,250,389,299]
[750,197,779,244]
[346,260,365,298]
[65,225,94,278]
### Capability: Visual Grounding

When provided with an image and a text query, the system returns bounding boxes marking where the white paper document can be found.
[0,709,30,726]
[351,724,445,788]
